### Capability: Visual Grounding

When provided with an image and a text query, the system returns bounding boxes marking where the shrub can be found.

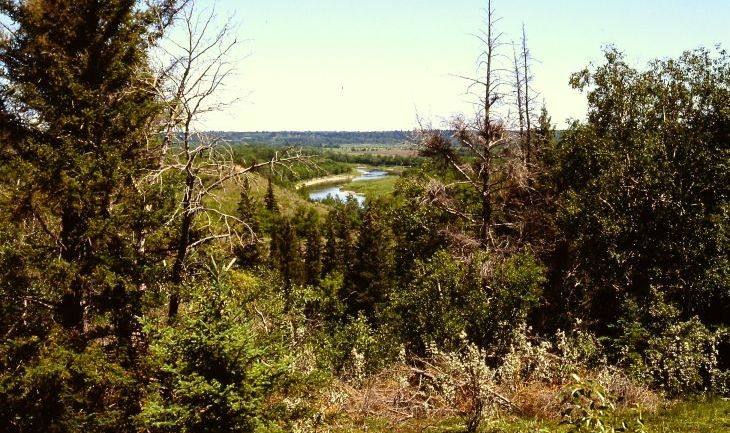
[427,338,498,433]
[138,262,314,433]
[560,374,647,433]
[645,316,721,396]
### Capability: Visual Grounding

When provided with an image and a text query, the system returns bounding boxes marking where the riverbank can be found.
[304,168,393,205]
[295,173,355,189]
[295,167,393,190]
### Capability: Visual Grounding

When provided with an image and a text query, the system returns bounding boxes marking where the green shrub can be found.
[0,333,137,433]
[138,262,314,433]
[645,316,720,396]
[560,375,647,433]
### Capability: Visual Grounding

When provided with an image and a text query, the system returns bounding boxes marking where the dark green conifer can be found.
[0,1,182,431]
[304,225,324,286]
[264,176,278,212]
[344,201,395,318]
[235,178,264,267]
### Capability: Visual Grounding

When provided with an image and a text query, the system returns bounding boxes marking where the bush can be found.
[427,338,497,433]
[0,333,137,433]
[560,374,647,433]
[613,289,726,396]
[389,249,545,356]
[645,316,721,396]
[138,263,315,433]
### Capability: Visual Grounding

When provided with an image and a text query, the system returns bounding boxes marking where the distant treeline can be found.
[212,130,413,146]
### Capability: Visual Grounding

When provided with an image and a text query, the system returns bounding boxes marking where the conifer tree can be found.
[322,217,341,276]
[0,0,177,335]
[345,201,395,318]
[235,179,264,267]
[272,218,305,291]
[304,225,324,286]
[265,176,278,212]
[0,1,183,431]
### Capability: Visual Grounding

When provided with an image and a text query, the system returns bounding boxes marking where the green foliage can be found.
[612,289,725,396]
[269,216,305,290]
[428,339,497,433]
[234,179,265,267]
[326,313,399,383]
[344,200,396,318]
[390,250,482,354]
[138,264,310,433]
[560,375,647,433]
[0,1,180,430]
[645,317,721,397]
[389,249,545,355]
[555,47,730,329]
[0,333,137,433]
[265,177,279,212]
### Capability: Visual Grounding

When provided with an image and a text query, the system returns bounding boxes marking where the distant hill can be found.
[211,130,413,146]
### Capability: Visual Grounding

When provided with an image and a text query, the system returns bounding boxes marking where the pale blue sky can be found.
[196,0,730,131]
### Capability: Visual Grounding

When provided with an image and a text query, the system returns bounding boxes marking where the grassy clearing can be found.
[643,398,730,433]
[346,176,399,199]
[210,171,329,218]
[322,398,730,433]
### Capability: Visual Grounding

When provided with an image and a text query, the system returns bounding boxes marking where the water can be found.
[352,170,389,181]
[308,185,366,206]
[307,169,389,206]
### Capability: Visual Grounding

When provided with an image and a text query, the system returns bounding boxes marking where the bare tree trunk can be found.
[513,42,525,155]
[168,166,195,319]
[522,24,532,170]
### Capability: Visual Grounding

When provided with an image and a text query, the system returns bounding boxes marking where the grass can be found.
[644,397,730,433]
[210,171,329,218]
[345,175,399,199]
[323,398,730,433]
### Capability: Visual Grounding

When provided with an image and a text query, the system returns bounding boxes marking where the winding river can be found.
[307,168,390,206]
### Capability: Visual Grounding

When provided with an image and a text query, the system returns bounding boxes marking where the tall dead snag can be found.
[513,42,525,140]
[418,0,509,248]
[511,24,536,169]
[520,24,536,170]
[150,2,307,319]
[417,3,542,253]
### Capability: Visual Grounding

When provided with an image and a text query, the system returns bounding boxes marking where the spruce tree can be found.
[322,216,341,276]
[269,218,304,291]
[235,179,264,267]
[345,201,395,318]
[304,225,324,286]
[264,176,278,212]
[0,1,182,431]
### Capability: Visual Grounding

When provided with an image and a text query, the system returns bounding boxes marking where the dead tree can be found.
[520,24,537,170]
[417,2,544,254]
[150,2,308,319]
[419,0,509,248]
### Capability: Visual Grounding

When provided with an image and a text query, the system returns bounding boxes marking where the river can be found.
[307,168,390,206]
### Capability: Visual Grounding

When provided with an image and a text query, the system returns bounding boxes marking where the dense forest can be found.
[0,1,728,433]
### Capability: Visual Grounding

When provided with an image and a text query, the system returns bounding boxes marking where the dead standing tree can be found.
[515,24,537,170]
[419,0,510,249]
[150,3,307,319]
[418,1,539,252]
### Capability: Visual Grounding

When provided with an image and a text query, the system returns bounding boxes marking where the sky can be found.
[192,0,730,131]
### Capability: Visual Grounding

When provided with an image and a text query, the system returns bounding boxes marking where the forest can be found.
[0,1,728,432]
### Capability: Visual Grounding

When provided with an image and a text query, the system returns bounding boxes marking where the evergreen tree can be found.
[269,217,304,291]
[304,225,324,286]
[0,1,182,431]
[344,201,395,318]
[322,216,341,276]
[264,176,278,212]
[235,179,264,267]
